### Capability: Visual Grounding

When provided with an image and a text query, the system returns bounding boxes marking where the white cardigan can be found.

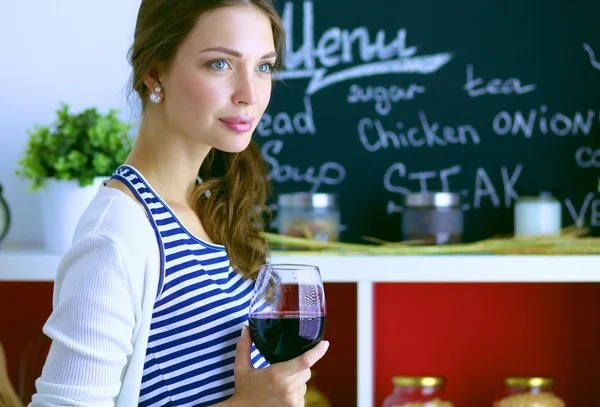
[29,185,161,406]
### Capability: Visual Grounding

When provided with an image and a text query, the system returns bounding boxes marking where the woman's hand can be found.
[229,325,330,407]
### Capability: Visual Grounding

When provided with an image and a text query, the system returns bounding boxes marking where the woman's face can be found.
[157,5,276,153]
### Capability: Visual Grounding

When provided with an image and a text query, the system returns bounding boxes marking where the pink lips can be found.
[220,116,254,133]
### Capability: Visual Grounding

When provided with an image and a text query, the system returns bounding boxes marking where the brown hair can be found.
[129,0,285,279]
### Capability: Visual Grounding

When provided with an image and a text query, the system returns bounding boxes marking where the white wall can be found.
[1,1,142,246]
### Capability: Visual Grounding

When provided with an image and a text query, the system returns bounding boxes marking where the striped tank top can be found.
[111,165,269,407]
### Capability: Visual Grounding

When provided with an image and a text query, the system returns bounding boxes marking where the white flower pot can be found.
[38,177,105,253]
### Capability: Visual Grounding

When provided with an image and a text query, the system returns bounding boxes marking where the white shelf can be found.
[267,254,600,282]
[2,249,599,407]
[2,249,600,282]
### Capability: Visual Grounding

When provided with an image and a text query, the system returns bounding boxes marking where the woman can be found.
[30,1,329,406]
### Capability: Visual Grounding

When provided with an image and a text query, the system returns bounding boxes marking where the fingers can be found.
[233,325,255,375]
[291,368,312,389]
[296,383,307,406]
[285,382,307,407]
[277,340,330,376]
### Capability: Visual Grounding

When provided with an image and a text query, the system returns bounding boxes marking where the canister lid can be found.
[504,377,555,387]
[278,192,338,209]
[392,376,445,387]
[516,190,560,201]
[404,192,461,208]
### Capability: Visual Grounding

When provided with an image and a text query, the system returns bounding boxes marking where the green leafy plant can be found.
[16,102,135,191]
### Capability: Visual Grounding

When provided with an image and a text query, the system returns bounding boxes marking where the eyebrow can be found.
[200,46,277,60]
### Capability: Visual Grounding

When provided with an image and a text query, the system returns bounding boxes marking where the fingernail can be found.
[241,325,247,337]
[322,340,330,351]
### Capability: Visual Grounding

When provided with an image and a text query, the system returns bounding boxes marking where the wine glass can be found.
[248,264,327,364]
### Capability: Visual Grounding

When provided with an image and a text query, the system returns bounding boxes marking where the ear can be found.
[143,65,165,96]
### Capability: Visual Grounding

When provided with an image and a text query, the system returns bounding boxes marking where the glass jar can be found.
[493,377,565,407]
[514,191,562,237]
[382,376,454,407]
[277,193,340,242]
[0,183,11,245]
[304,370,332,407]
[402,192,463,244]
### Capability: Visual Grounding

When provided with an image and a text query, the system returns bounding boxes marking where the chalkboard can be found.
[255,0,600,243]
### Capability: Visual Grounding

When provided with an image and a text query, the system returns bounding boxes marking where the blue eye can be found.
[258,63,274,73]
[210,60,230,70]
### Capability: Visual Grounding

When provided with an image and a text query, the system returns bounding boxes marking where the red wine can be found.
[249,312,327,364]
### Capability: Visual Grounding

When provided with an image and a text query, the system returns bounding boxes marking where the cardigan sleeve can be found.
[29,233,137,407]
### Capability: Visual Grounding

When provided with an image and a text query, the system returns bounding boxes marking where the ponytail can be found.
[191,141,270,279]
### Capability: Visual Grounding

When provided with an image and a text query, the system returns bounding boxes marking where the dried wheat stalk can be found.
[263,225,600,255]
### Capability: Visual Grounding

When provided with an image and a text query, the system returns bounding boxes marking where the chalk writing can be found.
[261,139,346,193]
[464,64,536,97]
[383,163,523,214]
[565,192,600,227]
[583,43,600,70]
[276,1,453,95]
[576,146,600,168]
[493,107,597,137]
[347,83,426,115]
[359,112,480,152]
[257,96,316,137]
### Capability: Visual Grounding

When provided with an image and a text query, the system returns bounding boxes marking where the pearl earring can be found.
[154,86,162,93]
[150,93,162,103]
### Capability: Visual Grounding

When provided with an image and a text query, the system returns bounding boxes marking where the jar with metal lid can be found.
[276,192,340,242]
[382,376,454,407]
[514,191,562,237]
[402,192,463,244]
[493,377,565,407]
[304,370,332,407]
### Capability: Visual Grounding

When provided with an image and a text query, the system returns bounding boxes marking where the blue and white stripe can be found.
[111,165,268,407]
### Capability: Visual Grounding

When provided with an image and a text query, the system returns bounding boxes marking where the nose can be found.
[232,72,258,106]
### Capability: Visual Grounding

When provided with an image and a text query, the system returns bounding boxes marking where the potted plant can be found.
[16,102,135,253]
